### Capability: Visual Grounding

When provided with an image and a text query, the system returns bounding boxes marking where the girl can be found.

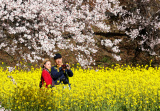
[40,58,55,88]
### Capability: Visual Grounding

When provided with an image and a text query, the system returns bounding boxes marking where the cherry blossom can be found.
[0,0,159,67]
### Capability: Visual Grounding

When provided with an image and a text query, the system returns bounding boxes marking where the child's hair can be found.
[41,58,50,68]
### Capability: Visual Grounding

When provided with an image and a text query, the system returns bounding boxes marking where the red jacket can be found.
[41,69,53,88]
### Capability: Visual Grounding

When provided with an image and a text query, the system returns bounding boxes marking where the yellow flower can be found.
[48,107,52,109]
[1,63,160,110]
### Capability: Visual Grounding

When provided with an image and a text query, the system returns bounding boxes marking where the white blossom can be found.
[1,0,156,67]
[126,29,139,39]
[113,39,122,45]
[95,22,110,32]
[112,54,121,61]
[7,67,15,72]
[101,39,114,47]
[0,43,7,49]
[112,46,120,53]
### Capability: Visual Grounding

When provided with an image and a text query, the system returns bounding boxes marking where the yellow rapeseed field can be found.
[1,63,160,111]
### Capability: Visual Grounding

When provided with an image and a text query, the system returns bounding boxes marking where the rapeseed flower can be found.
[0,64,160,110]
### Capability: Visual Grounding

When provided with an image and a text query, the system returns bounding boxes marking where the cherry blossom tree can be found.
[0,0,159,67]
[115,0,160,56]
[0,0,121,66]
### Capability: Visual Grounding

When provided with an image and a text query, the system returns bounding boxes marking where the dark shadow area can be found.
[94,32,128,37]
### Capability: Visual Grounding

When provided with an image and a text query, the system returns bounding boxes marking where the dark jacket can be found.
[51,66,73,84]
